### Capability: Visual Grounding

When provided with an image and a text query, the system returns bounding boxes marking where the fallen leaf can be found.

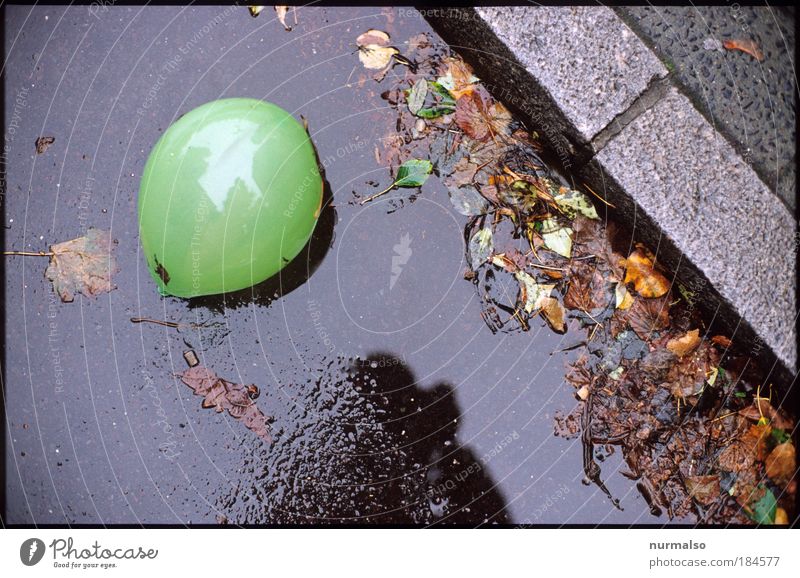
[539,296,566,333]
[666,329,701,357]
[564,264,609,312]
[468,228,493,266]
[623,248,670,298]
[359,44,399,70]
[723,39,764,61]
[624,293,671,339]
[775,507,789,525]
[393,159,432,187]
[765,442,796,487]
[515,270,554,315]
[454,90,498,141]
[180,365,272,442]
[407,78,428,115]
[742,423,773,461]
[718,438,756,473]
[356,29,390,47]
[35,136,55,154]
[445,157,478,188]
[274,6,292,31]
[739,399,793,430]
[44,228,118,302]
[360,159,432,204]
[614,282,634,310]
[491,253,519,274]
[540,218,573,258]
[685,475,720,506]
[412,81,455,119]
[711,334,732,348]
[448,185,488,216]
[437,56,478,99]
[554,188,599,219]
[747,486,777,524]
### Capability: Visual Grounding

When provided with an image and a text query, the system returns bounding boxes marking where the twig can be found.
[360,183,396,205]
[582,183,616,208]
[130,317,180,329]
[3,250,53,257]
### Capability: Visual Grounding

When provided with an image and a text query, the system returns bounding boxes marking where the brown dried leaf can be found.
[44,228,119,302]
[685,475,720,506]
[718,438,756,472]
[445,156,479,188]
[765,442,796,487]
[564,263,609,312]
[739,399,794,430]
[711,334,732,348]
[623,248,670,298]
[624,293,671,340]
[665,341,720,402]
[666,329,701,357]
[540,296,566,333]
[35,136,55,154]
[180,365,272,442]
[440,56,477,99]
[723,39,764,61]
[455,91,491,141]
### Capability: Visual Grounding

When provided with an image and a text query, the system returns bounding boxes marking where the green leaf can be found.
[394,159,433,188]
[429,81,456,103]
[748,487,777,525]
[360,158,433,205]
[469,228,493,266]
[415,105,455,119]
[407,78,428,115]
[734,391,747,398]
[540,218,573,258]
[772,428,791,444]
[412,81,455,118]
[554,189,599,219]
[448,185,488,216]
[514,270,554,314]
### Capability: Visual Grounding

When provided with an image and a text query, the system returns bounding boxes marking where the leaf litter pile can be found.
[353,29,796,524]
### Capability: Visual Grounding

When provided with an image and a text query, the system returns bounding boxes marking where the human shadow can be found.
[350,352,510,525]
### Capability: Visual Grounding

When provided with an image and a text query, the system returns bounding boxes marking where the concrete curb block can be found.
[424,6,798,378]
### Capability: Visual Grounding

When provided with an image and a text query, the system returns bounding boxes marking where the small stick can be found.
[3,250,53,257]
[360,183,396,205]
[130,317,180,328]
[582,183,616,208]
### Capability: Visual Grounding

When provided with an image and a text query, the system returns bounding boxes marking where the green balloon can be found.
[138,98,322,298]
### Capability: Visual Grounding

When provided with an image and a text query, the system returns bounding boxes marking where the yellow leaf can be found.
[623,248,670,298]
[358,44,398,70]
[614,282,633,310]
[666,329,701,357]
[775,507,789,525]
[540,296,566,333]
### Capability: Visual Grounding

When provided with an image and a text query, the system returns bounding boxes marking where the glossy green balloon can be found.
[138,98,322,297]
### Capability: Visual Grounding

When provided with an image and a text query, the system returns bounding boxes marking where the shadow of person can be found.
[186,174,336,313]
[351,352,510,525]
